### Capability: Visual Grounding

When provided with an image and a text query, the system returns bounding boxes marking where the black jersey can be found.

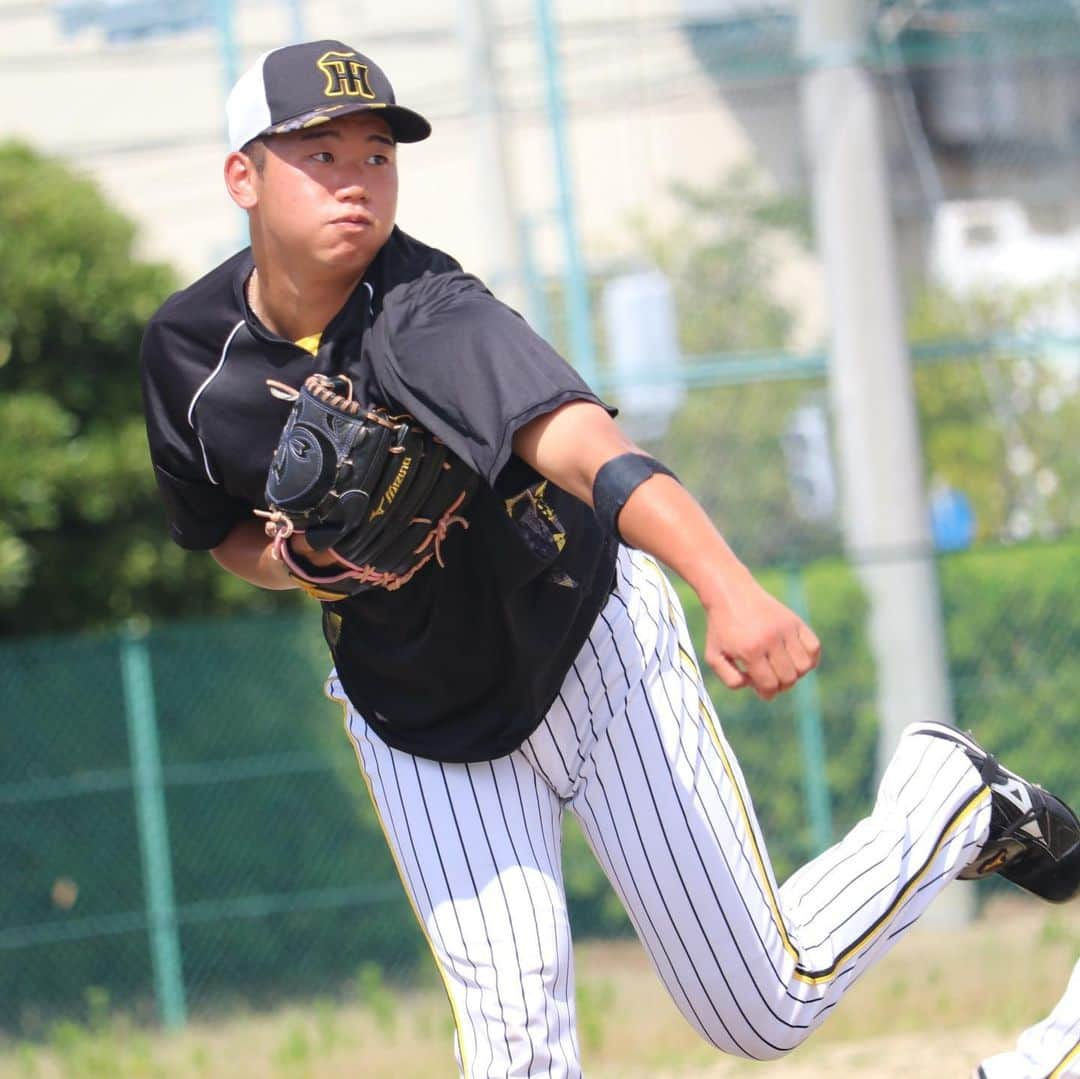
[140,227,619,762]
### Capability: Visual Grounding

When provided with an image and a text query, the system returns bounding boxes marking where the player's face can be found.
[251,113,398,273]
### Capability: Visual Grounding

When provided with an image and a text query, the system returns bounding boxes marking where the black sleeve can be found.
[139,317,252,550]
[363,271,615,487]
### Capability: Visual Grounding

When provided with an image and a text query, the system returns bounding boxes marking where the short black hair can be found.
[241,137,267,173]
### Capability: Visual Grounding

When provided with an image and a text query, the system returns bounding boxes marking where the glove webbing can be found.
[271,487,470,593]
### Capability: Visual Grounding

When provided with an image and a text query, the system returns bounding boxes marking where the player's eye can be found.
[366,153,390,166]
[310,151,334,164]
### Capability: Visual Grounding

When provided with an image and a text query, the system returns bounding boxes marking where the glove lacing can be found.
[262,486,471,593]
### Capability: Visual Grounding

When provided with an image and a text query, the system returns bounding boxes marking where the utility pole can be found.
[798,0,970,925]
[456,0,530,317]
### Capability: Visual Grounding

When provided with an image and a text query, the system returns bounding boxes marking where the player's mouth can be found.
[331,213,376,231]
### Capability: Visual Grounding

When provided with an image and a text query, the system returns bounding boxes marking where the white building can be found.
[930,199,1080,331]
[0,0,761,297]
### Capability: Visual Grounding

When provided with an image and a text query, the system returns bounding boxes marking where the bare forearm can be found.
[211,519,295,589]
[511,400,750,605]
[616,475,755,610]
[212,519,344,590]
[512,399,820,697]
[615,472,819,698]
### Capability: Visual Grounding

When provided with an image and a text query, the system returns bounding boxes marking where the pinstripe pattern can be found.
[978,959,1080,1079]
[330,546,994,1076]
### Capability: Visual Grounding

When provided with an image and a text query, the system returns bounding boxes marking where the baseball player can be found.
[976,958,1080,1078]
[139,38,1080,1078]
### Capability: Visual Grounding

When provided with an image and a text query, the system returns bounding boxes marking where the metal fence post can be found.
[120,626,187,1029]
[785,567,833,854]
[533,0,597,385]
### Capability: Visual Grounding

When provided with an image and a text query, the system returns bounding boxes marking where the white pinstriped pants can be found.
[329,546,993,1078]
[979,960,1080,1079]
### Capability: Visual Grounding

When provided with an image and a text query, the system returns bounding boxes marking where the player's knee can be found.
[697,1016,812,1061]
[705,1037,804,1063]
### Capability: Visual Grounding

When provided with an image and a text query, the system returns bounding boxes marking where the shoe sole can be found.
[1003,832,1080,903]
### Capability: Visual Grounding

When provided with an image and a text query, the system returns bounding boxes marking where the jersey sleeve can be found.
[364,271,615,488]
[139,317,252,550]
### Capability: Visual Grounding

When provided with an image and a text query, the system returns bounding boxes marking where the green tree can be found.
[908,286,1080,542]
[623,164,811,356]
[0,142,295,636]
[598,167,1080,561]
[614,166,838,565]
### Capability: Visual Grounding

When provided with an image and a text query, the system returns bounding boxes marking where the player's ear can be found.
[225,150,259,210]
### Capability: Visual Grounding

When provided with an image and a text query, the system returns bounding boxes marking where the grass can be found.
[2,895,1077,1078]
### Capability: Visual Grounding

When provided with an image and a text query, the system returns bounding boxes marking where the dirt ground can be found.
[3,895,1077,1078]
[668,1028,1004,1078]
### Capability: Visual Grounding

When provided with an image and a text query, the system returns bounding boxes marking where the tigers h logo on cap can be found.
[226,38,432,152]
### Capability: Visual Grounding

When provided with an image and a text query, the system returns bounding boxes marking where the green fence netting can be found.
[2,539,1077,1035]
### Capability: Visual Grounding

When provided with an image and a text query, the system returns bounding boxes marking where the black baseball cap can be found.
[226,39,431,152]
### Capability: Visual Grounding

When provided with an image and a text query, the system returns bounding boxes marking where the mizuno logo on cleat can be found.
[977,849,1010,875]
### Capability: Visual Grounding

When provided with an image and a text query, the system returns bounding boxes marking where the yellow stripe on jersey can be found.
[671,628,991,986]
[1050,1040,1080,1078]
[294,332,322,356]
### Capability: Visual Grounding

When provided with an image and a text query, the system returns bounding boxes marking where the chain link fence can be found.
[2,0,1080,1048]
[2,530,1077,1036]
[1,613,424,1036]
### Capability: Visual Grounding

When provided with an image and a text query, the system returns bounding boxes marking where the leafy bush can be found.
[0,141,301,635]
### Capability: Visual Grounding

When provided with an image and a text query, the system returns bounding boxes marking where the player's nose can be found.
[334,179,369,203]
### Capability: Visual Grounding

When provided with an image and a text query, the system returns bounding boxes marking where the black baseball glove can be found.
[257,373,478,600]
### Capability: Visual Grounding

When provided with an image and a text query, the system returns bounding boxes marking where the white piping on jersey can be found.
[187,319,245,486]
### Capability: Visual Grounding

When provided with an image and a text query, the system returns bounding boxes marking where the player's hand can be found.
[700,570,821,701]
[288,532,345,568]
